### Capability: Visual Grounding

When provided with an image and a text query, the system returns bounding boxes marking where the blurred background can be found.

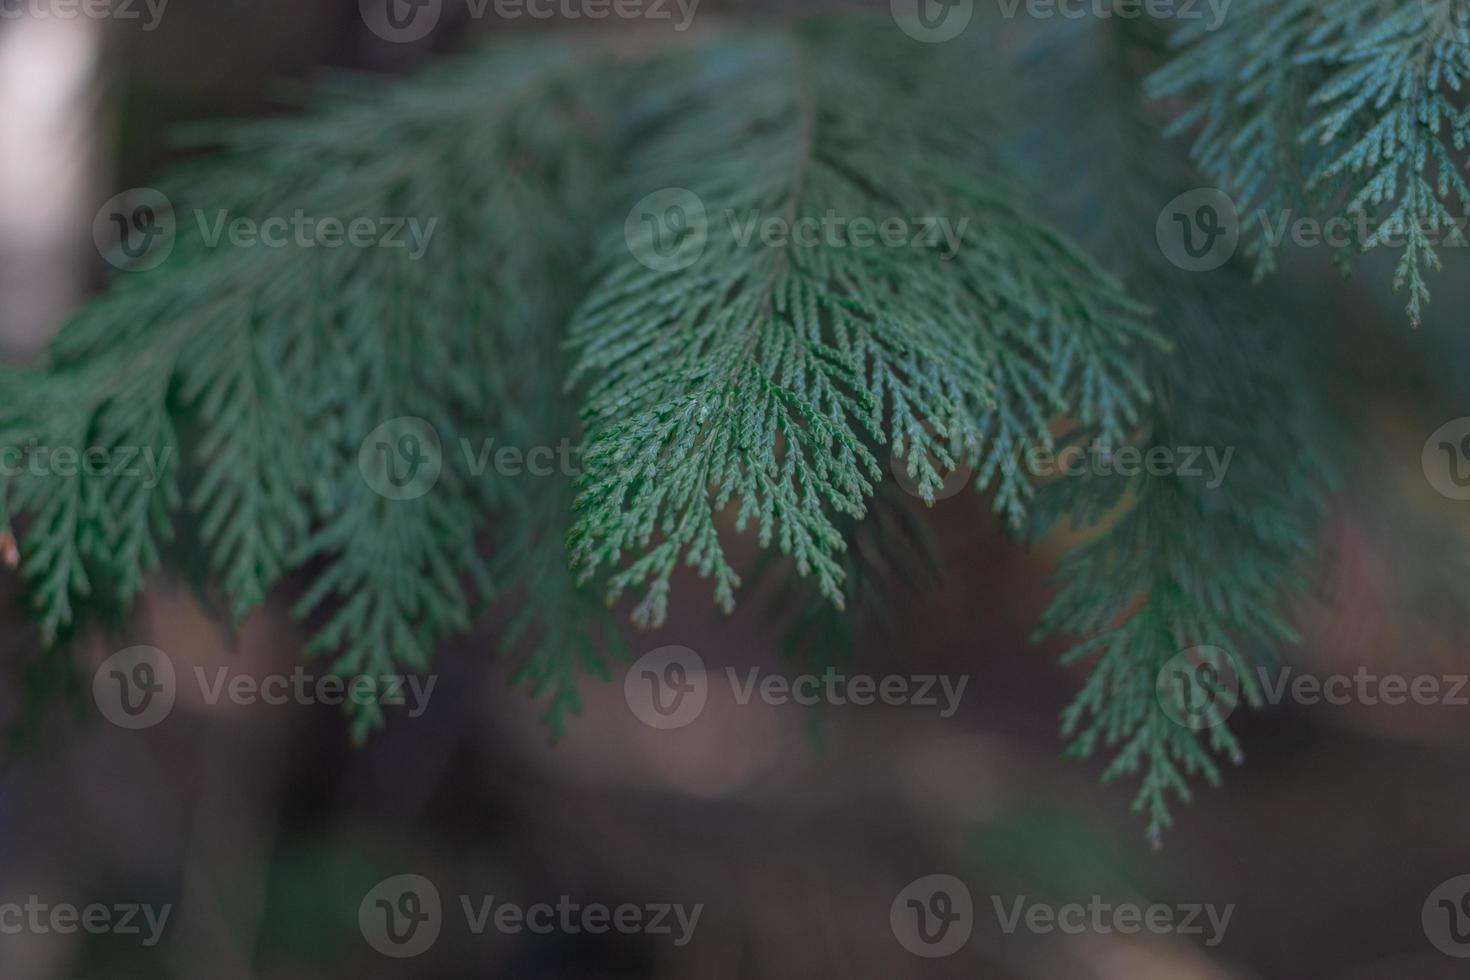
[3,1,1470,978]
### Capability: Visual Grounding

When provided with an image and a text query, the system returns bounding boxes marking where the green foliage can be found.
[568,26,1155,628]
[1150,0,1470,323]
[0,42,623,737]
[0,12,1421,837]
[1020,19,1337,839]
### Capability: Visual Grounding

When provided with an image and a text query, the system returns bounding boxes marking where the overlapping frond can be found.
[568,25,1155,628]
[1022,20,1337,838]
[1150,0,1470,323]
[0,43,622,733]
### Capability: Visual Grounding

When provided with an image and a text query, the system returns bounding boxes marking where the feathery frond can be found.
[1022,19,1337,839]
[1150,0,1470,323]
[1,42,622,733]
[568,25,1156,628]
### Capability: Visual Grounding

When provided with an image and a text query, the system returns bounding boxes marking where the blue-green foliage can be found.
[0,44,624,737]
[1151,0,1470,323]
[0,15,1407,837]
[1021,19,1337,839]
[568,27,1155,628]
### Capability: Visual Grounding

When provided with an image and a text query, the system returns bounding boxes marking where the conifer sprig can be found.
[0,42,622,735]
[1150,0,1470,323]
[0,18,1387,840]
[1022,20,1337,838]
[568,26,1156,628]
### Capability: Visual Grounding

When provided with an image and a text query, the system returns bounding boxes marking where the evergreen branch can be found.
[1149,0,1470,323]
[1020,20,1337,840]
[568,24,1156,629]
[0,41,624,731]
